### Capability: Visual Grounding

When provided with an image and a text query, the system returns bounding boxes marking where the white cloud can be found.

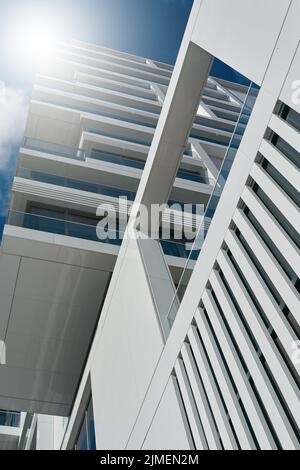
[0,86,29,169]
[0,86,29,216]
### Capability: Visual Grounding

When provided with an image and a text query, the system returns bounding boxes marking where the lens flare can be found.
[12,18,59,67]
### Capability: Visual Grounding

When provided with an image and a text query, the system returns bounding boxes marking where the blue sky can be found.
[0,0,250,239]
[1,0,194,89]
[0,0,194,238]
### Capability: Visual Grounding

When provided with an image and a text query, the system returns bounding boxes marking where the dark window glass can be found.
[76,418,88,451]
[75,396,96,450]
[271,134,299,169]
[261,158,300,207]
[280,104,300,132]
[29,205,65,219]
[254,184,300,249]
[87,399,96,450]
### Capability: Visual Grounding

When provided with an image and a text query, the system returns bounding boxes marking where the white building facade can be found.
[0,0,299,450]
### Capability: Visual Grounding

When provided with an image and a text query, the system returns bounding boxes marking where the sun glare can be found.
[12,18,59,67]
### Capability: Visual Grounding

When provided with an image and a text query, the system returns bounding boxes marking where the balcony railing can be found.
[7,210,195,259]
[91,149,211,184]
[21,138,213,185]
[160,239,198,260]
[17,169,204,214]
[17,167,136,201]
[22,137,86,161]
[0,410,21,427]
[165,81,259,328]
[8,210,123,245]
[90,149,145,169]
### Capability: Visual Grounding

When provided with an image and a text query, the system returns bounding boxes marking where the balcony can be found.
[0,207,116,417]
[17,167,136,201]
[90,149,212,185]
[8,210,122,246]
[0,411,21,450]
[7,210,197,260]
[22,137,86,161]
[0,410,20,427]
[19,137,214,186]
[0,203,197,417]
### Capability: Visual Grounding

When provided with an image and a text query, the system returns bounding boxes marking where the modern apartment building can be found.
[0,0,299,450]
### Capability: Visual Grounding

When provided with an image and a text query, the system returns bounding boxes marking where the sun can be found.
[12,18,59,68]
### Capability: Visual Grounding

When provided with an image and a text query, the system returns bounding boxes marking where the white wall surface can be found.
[280,43,300,112]
[142,376,193,450]
[192,0,291,84]
[59,0,299,450]
[36,415,54,450]
[90,237,165,449]
[126,0,300,449]
[0,235,112,416]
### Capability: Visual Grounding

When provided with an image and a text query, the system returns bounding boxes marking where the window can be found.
[74,396,96,450]
[279,102,300,132]
[270,133,299,169]
[0,410,20,427]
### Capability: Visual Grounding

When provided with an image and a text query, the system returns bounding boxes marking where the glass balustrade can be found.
[193,116,240,134]
[90,149,211,184]
[160,239,198,260]
[8,210,196,259]
[164,81,259,330]
[22,138,220,187]
[92,110,157,128]
[176,169,211,185]
[22,137,86,160]
[8,211,123,245]
[0,410,21,427]
[86,128,152,146]
[89,149,145,169]
[189,132,232,147]
[17,168,136,200]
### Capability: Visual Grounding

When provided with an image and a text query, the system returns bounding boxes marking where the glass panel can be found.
[0,410,21,427]
[31,171,65,186]
[254,185,300,249]
[90,149,145,169]
[66,221,98,241]
[8,210,124,245]
[160,239,192,259]
[189,133,231,147]
[90,150,213,186]
[87,398,96,450]
[7,208,200,255]
[165,81,259,330]
[87,128,151,146]
[18,167,136,201]
[66,179,98,193]
[271,134,299,169]
[262,158,300,206]
[67,212,98,225]
[76,416,88,451]
[22,137,86,160]
[280,104,300,132]
[29,205,65,219]
[177,169,210,185]
[25,213,66,235]
[66,212,98,241]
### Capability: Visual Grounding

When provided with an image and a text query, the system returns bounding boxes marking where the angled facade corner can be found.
[0,0,299,451]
